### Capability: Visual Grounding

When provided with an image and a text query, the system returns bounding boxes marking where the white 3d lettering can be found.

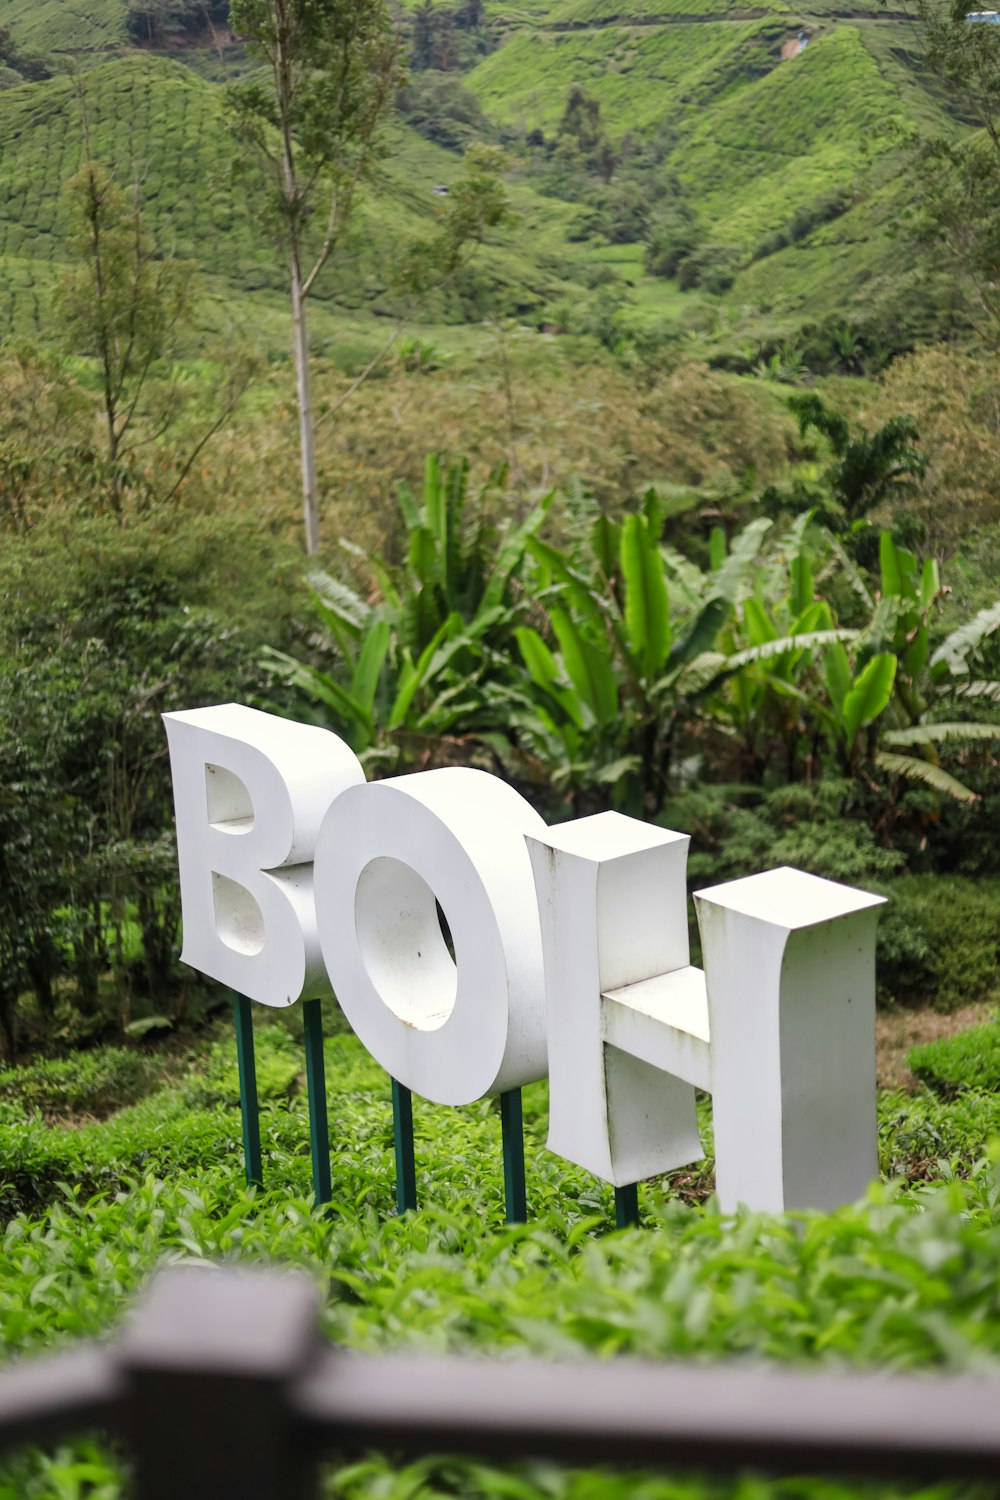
[164,703,886,1214]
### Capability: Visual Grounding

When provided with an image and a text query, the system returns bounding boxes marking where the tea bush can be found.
[909,1020,1000,1098]
[0,1048,158,1120]
[876,878,1000,1013]
[0,1019,1000,1496]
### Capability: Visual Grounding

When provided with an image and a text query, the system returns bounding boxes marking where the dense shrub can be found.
[909,1019,1000,1096]
[0,1048,158,1120]
[0,509,304,1054]
[2,1022,1000,1493]
[644,213,700,279]
[676,242,742,295]
[751,189,854,263]
[876,876,1000,1011]
[395,72,490,151]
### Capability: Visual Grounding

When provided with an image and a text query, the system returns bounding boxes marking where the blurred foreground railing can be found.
[1,1267,999,1499]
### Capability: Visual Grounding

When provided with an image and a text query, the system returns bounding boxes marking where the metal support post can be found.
[500,1088,527,1224]
[392,1079,417,1215]
[302,999,332,1207]
[232,992,263,1187]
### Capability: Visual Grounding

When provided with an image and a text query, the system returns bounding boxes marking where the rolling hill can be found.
[0,0,970,364]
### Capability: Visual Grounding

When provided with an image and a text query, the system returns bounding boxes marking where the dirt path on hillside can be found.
[877,1001,997,1091]
[540,11,910,31]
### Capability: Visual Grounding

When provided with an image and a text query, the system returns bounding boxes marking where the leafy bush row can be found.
[1,1019,1000,1495]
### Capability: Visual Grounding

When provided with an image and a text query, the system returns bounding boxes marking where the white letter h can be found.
[526,812,886,1215]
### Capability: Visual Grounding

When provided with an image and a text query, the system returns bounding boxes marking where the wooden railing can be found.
[0,1266,998,1499]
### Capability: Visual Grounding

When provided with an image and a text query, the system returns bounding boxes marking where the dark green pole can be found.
[615,1183,640,1229]
[231,992,263,1187]
[302,998,332,1207]
[500,1088,527,1224]
[392,1078,417,1215]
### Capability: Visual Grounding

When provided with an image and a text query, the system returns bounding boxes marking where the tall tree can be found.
[56,162,195,513]
[55,157,254,516]
[228,0,403,554]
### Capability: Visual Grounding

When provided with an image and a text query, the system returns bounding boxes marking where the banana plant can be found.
[265,454,552,764]
[866,533,1000,801]
[503,494,788,815]
[710,516,860,777]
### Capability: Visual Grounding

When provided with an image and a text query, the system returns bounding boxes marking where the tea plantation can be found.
[0,0,969,356]
[0,1010,999,1498]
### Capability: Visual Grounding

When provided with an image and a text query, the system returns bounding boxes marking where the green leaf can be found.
[395,478,421,533]
[387,615,462,730]
[841,652,897,742]
[443,456,469,600]
[920,557,941,611]
[620,513,670,677]
[789,552,813,617]
[408,524,442,599]
[881,721,1000,747]
[667,649,730,698]
[549,605,618,725]
[931,601,1000,674]
[711,517,772,602]
[903,624,929,680]
[527,537,606,635]
[825,640,852,714]
[515,625,560,691]
[480,489,554,614]
[828,532,874,610]
[742,597,778,647]
[709,526,726,572]
[590,512,621,581]
[309,569,370,631]
[592,755,642,785]
[668,596,730,670]
[351,619,391,718]
[875,752,979,802]
[725,628,858,672]
[423,452,444,550]
[879,531,902,599]
[264,649,373,748]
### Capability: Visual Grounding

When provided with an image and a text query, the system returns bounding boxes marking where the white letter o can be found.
[314,767,547,1105]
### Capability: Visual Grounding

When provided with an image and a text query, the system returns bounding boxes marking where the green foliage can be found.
[1,1017,1000,1492]
[227,0,402,268]
[0,1048,158,1119]
[877,877,1000,1013]
[54,157,247,512]
[786,393,928,529]
[902,0,1000,342]
[910,1018,1000,1097]
[126,0,228,45]
[396,70,490,150]
[0,508,303,1052]
[676,779,906,893]
[267,454,551,760]
[498,495,774,815]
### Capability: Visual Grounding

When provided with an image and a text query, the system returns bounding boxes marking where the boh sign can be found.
[165,703,887,1223]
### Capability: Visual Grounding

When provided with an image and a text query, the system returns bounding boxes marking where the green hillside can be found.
[0,52,613,353]
[463,0,954,330]
[0,0,126,54]
[0,0,975,365]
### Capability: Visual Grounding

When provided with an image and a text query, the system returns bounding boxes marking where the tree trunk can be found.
[291,256,320,555]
